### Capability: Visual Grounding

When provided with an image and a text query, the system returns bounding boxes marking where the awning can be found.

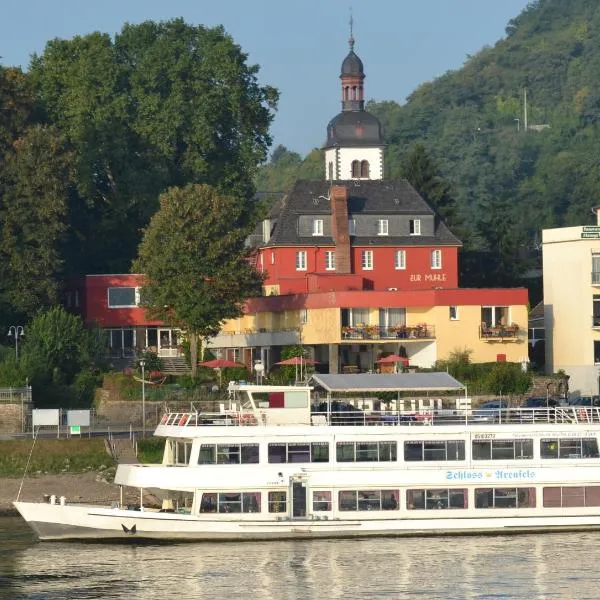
[308,373,465,393]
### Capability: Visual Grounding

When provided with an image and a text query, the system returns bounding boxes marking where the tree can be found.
[20,306,105,391]
[398,143,456,223]
[0,125,75,322]
[133,184,265,375]
[29,19,278,275]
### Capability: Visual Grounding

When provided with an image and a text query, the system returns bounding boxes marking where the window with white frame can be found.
[409,219,421,235]
[449,306,459,320]
[312,219,323,236]
[361,250,373,270]
[296,251,307,271]
[395,250,406,270]
[325,250,336,271]
[348,219,356,236]
[377,219,389,236]
[108,287,139,308]
[431,249,442,269]
[300,309,308,325]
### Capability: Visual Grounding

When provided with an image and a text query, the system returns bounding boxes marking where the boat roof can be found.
[309,372,465,393]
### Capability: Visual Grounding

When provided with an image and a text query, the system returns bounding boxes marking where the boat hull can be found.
[14,501,600,542]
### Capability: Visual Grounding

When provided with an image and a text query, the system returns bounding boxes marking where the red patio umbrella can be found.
[275,356,319,382]
[376,354,409,365]
[275,357,320,366]
[198,359,245,369]
[198,358,245,387]
[376,354,409,373]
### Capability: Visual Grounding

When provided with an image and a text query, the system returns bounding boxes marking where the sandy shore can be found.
[0,472,149,515]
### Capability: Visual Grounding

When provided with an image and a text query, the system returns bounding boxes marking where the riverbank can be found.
[0,471,145,516]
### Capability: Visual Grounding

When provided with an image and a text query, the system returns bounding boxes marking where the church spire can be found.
[340,16,365,112]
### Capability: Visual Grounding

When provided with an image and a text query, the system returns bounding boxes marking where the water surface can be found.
[1,518,598,599]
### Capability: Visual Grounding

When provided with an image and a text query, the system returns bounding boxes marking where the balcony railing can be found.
[480,324,519,340]
[592,271,600,285]
[592,316,600,328]
[341,325,436,341]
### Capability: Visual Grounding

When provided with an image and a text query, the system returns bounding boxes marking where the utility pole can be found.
[524,88,528,132]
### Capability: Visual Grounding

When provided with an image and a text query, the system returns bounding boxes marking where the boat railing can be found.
[158,406,600,428]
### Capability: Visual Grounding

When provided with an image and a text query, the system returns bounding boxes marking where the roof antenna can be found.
[349,8,355,51]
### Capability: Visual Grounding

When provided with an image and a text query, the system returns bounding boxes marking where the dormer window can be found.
[312,219,323,236]
[348,219,356,235]
[377,219,389,236]
[409,219,421,236]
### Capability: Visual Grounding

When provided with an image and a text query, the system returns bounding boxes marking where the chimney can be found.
[331,186,351,274]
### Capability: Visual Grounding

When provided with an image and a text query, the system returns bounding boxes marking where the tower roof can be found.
[341,50,364,76]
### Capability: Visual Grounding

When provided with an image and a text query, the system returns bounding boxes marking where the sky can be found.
[0,0,532,157]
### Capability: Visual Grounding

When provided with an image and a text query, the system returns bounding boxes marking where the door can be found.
[158,329,180,357]
[291,479,307,518]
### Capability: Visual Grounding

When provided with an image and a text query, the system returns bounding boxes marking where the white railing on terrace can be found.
[158,407,600,428]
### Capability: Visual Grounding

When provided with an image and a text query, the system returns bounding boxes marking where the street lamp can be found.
[7,326,24,360]
[139,360,146,438]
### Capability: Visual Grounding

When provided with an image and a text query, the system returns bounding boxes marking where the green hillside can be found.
[257,0,600,294]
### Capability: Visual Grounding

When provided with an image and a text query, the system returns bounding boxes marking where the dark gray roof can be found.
[325,110,383,148]
[341,50,364,76]
[265,179,462,247]
[309,373,465,392]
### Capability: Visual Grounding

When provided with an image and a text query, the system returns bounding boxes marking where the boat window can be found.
[406,489,467,510]
[175,441,192,465]
[404,440,465,461]
[474,487,536,509]
[336,441,397,462]
[268,442,329,463]
[217,492,261,513]
[540,438,599,459]
[313,491,332,511]
[543,486,600,507]
[268,491,287,513]
[198,443,259,465]
[338,490,399,511]
[472,439,533,460]
[199,493,217,513]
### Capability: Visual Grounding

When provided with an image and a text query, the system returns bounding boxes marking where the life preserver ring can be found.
[239,414,256,426]
[179,414,189,426]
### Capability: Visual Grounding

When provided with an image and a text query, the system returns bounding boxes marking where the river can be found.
[1,517,599,599]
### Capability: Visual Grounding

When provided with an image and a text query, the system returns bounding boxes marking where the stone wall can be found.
[0,403,29,434]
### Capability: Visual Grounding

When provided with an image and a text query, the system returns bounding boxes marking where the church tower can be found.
[323,25,384,181]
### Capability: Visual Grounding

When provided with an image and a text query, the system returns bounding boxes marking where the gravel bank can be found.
[0,472,146,516]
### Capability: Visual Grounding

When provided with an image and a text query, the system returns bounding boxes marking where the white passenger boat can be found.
[14,381,600,541]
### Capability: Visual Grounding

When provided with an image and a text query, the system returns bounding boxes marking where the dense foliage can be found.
[0,19,277,330]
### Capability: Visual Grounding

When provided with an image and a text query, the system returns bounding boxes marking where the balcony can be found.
[480,324,520,341]
[341,324,436,341]
[210,328,301,348]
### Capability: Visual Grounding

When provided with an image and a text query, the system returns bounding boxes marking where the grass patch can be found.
[0,439,113,478]
[137,438,165,463]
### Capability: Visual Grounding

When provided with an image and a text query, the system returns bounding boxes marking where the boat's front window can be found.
[175,441,192,465]
[198,443,260,465]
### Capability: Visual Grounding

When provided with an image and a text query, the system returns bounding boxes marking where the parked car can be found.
[471,400,508,422]
[521,396,558,408]
[566,396,600,407]
[311,401,364,425]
